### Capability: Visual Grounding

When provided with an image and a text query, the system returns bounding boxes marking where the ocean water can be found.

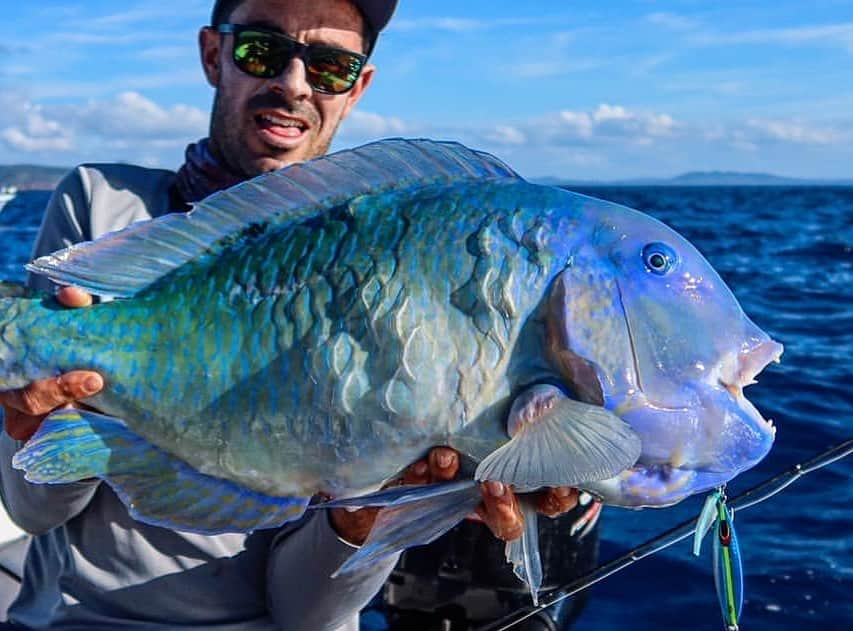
[1,187,851,630]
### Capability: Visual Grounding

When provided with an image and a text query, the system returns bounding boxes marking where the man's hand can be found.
[329,446,579,545]
[329,447,461,545]
[0,287,104,442]
[475,481,579,541]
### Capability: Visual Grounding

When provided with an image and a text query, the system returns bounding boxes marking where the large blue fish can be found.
[0,140,781,593]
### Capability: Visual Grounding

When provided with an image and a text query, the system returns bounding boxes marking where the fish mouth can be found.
[717,340,784,435]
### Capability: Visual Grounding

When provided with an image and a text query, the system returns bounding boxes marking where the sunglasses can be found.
[216,24,367,95]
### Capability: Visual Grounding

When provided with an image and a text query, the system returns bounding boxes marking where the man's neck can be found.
[173,138,246,206]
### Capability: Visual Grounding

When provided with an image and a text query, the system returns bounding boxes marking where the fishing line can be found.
[476,438,853,631]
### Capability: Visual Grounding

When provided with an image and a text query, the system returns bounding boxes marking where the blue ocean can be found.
[1,186,850,630]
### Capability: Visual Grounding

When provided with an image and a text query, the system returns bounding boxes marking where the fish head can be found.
[546,196,782,507]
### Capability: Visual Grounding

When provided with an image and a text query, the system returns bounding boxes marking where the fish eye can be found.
[642,242,678,275]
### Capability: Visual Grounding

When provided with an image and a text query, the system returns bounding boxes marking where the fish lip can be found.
[718,340,783,434]
[723,340,784,387]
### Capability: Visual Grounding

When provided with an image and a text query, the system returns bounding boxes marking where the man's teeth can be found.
[260,114,305,129]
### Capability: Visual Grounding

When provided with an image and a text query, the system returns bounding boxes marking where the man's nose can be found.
[269,56,313,101]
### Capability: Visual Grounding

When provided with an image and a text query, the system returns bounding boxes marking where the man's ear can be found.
[340,63,375,120]
[199,27,222,87]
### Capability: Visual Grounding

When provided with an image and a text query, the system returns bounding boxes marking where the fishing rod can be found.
[477,438,853,631]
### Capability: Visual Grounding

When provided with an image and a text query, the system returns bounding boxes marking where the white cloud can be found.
[390,16,553,33]
[72,91,207,142]
[51,31,157,45]
[484,125,526,145]
[537,105,678,144]
[696,117,844,149]
[0,92,206,166]
[502,58,603,79]
[629,54,675,76]
[392,17,484,32]
[333,105,852,179]
[554,111,594,140]
[692,22,853,53]
[3,91,850,180]
[81,3,206,29]
[1,128,73,153]
[0,100,74,153]
[744,119,840,145]
[340,110,407,138]
[594,104,632,122]
[646,12,699,31]
[646,113,678,137]
[137,45,197,61]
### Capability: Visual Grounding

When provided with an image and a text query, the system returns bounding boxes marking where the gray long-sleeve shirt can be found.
[0,163,396,630]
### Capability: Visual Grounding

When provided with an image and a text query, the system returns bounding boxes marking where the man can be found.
[0,1,582,629]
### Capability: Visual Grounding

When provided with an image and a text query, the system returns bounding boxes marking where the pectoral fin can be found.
[505,498,543,604]
[332,480,481,577]
[319,479,477,509]
[13,409,308,533]
[475,384,641,489]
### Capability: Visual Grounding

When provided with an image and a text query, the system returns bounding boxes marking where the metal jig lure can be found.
[694,487,743,631]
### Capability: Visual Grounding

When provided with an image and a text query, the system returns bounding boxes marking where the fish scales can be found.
[4,139,780,560]
[2,179,574,497]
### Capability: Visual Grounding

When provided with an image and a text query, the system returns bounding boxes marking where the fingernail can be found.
[579,492,592,506]
[436,451,454,468]
[486,481,505,497]
[84,376,102,395]
[414,462,428,476]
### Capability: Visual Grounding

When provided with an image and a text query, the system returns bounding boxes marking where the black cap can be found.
[352,0,397,33]
[211,0,397,33]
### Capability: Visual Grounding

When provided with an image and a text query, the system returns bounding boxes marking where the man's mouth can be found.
[255,112,309,145]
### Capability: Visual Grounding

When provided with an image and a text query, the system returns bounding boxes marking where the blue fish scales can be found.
[1,140,781,593]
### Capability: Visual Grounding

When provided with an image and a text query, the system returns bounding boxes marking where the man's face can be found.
[200,0,375,177]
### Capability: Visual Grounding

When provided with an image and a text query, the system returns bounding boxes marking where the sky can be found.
[1,0,852,180]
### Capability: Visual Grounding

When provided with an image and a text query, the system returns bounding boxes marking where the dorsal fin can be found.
[26,139,520,298]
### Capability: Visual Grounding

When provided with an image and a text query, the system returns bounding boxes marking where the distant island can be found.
[534,171,853,187]
[2,163,851,190]
[0,165,69,190]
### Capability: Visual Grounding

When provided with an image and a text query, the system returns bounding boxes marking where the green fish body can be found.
[0,141,780,591]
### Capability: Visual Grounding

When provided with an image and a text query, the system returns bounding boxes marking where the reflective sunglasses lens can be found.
[233,31,286,78]
[305,49,364,94]
[231,28,364,93]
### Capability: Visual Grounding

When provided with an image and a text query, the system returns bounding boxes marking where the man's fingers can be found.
[403,447,459,485]
[402,459,430,485]
[428,447,458,481]
[56,287,93,308]
[2,408,43,442]
[329,506,379,546]
[1,371,103,416]
[478,481,523,541]
[536,486,579,518]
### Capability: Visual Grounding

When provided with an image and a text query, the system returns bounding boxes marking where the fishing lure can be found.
[693,487,744,631]
[485,441,852,631]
